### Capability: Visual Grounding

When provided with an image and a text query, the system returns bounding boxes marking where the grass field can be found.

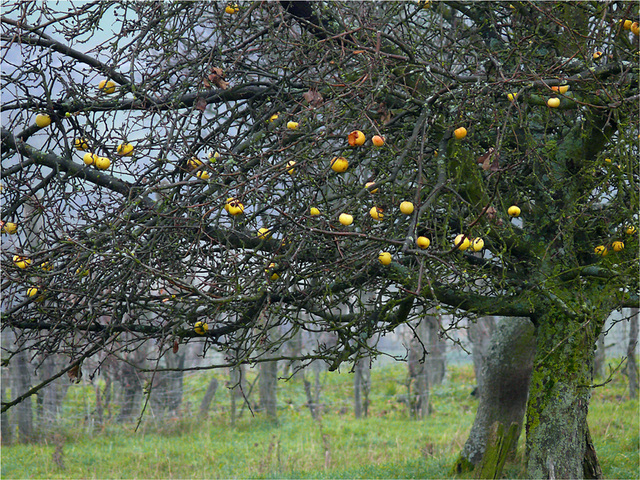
[1,362,638,479]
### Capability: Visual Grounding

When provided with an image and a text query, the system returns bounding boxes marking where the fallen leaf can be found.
[173,340,179,354]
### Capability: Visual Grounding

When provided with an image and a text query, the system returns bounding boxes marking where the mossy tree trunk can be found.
[458,318,535,469]
[525,305,606,479]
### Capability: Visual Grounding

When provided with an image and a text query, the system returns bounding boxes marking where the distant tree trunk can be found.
[229,364,246,425]
[150,349,186,419]
[1,334,12,444]
[457,318,535,471]
[1,366,11,444]
[259,360,278,420]
[468,317,498,395]
[628,308,638,400]
[13,349,33,442]
[117,362,143,422]
[199,376,219,416]
[408,317,432,418]
[593,333,606,379]
[37,355,70,433]
[303,361,323,420]
[354,356,371,418]
[525,309,605,479]
[425,315,446,386]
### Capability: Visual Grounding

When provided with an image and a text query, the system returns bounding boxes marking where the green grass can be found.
[1,362,638,479]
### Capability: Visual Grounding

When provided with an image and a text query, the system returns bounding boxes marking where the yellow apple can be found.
[612,241,624,252]
[378,251,392,265]
[551,85,569,94]
[547,98,560,108]
[188,157,203,170]
[454,234,470,251]
[331,156,349,173]
[35,114,51,128]
[625,226,637,235]
[225,3,239,14]
[416,236,430,249]
[95,156,111,170]
[194,321,209,335]
[268,113,279,122]
[27,287,39,298]
[365,182,378,194]
[604,158,612,163]
[98,79,116,94]
[117,143,134,156]
[507,93,518,102]
[83,152,97,166]
[400,201,414,215]
[287,121,299,130]
[370,206,384,221]
[1,222,17,234]
[632,22,639,36]
[339,213,353,226]
[224,197,235,213]
[286,160,296,174]
[227,200,244,216]
[40,261,53,272]
[594,245,608,256]
[454,127,467,140]
[208,151,221,162]
[348,130,366,146]
[13,255,32,269]
[266,263,279,281]
[622,19,632,30]
[74,138,89,150]
[310,207,320,216]
[371,135,385,147]
[508,205,521,217]
[196,170,210,180]
[471,237,484,251]
[257,227,272,240]
[592,51,603,60]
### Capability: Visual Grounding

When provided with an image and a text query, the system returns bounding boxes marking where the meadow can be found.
[1,362,638,479]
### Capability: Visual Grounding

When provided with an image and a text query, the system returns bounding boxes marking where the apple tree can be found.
[1,1,638,477]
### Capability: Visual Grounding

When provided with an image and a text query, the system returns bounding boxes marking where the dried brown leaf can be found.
[195,96,208,112]
[208,67,229,90]
[303,88,323,107]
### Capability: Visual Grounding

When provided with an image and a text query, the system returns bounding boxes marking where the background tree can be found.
[1,1,638,478]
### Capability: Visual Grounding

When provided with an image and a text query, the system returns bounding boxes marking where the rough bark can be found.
[525,308,604,479]
[458,317,535,469]
[469,316,498,395]
[627,308,639,399]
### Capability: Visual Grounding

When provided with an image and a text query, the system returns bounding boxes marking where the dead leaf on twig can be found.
[68,364,82,383]
[195,96,208,112]
[303,88,323,107]
[204,67,229,90]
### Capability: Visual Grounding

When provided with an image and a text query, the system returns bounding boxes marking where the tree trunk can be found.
[37,355,70,433]
[1,334,12,444]
[469,317,498,396]
[408,317,432,418]
[229,364,246,425]
[13,349,33,442]
[525,309,604,479]
[259,360,278,420]
[627,308,638,399]
[199,376,219,416]
[425,315,446,386]
[354,356,371,418]
[458,317,535,470]
[593,333,605,379]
